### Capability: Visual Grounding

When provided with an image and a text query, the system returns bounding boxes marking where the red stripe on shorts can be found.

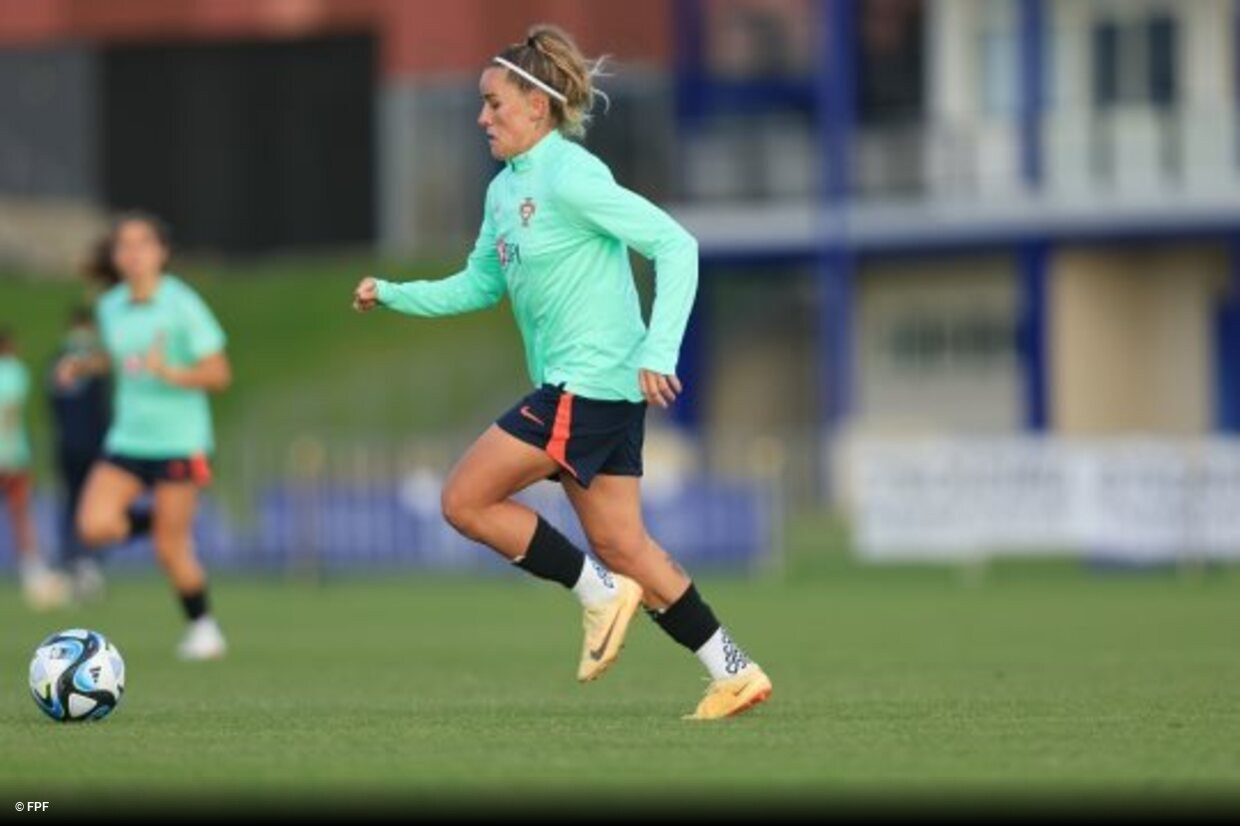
[546,392,578,478]
[189,453,213,486]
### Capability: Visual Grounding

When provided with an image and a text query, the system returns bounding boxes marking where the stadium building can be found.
[669,0,1240,446]
[2,0,1238,446]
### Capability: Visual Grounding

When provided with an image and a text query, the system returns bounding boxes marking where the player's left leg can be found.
[151,480,224,660]
[563,473,772,720]
[58,451,105,601]
[3,471,68,611]
[441,424,640,681]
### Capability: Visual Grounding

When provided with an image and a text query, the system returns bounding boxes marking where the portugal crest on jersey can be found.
[519,197,536,227]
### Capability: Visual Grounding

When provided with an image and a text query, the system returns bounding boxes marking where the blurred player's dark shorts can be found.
[496,383,646,488]
[103,453,213,488]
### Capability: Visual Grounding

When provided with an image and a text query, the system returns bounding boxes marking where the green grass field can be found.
[1,560,1238,813]
[0,259,530,465]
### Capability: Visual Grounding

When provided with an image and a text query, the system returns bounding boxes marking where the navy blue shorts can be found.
[496,384,646,488]
[103,453,213,488]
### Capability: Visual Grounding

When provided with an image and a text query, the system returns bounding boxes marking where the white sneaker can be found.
[70,558,107,603]
[20,558,70,612]
[176,617,227,661]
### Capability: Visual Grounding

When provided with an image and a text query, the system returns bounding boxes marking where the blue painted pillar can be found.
[818,0,857,202]
[669,291,707,427]
[818,251,855,425]
[1214,237,1240,432]
[1219,6,1240,432]
[816,0,857,428]
[673,0,706,127]
[1018,241,1050,430]
[1018,0,1045,188]
[669,0,707,428]
[1017,4,1048,428]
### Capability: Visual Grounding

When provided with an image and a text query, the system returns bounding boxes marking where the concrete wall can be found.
[1051,242,1227,434]
[0,45,97,199]
[0,45,106,271]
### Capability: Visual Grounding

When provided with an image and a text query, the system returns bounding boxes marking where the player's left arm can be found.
[147,291,231,392]
[555,160,699,408]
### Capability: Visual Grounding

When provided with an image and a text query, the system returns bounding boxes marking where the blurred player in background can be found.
[48,298,111,601]
[57,212,232,659]
[1,327,69,609]
[354,25,770,720]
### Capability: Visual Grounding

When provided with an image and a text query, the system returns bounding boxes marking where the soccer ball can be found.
[28,629,125,722]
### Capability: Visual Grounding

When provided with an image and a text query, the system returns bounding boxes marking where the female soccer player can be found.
[353,25,771,719]
[58,212,232,659]
[49,304,111,600]
[1,327,69,609]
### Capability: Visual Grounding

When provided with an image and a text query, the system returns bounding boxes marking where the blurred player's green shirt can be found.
[0,355,32,470]
[375,129,698,402]
[96,275,226,458]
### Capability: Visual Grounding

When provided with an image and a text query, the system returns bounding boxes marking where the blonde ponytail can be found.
[494,24,609,139]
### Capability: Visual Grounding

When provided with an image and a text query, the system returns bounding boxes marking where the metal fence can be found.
[0,427,788,576]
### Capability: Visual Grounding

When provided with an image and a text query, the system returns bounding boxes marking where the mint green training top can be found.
[375,129,699,402]
[0,355,31,470]
[96,274,227,458]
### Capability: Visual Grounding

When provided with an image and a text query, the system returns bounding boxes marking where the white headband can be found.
[493,56,568,103]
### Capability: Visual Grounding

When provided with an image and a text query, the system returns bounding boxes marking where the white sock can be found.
[695,627,752,681]
[571,556,618,608]
[19,553,48,582]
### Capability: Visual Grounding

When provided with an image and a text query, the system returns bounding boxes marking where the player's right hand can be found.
[54,356,80,388]
[639,369,682,409]
[353,276,379,312]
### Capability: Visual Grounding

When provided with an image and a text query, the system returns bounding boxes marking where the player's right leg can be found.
[440,424,637,678]
[440,425,563,558]
[76,460,146,549]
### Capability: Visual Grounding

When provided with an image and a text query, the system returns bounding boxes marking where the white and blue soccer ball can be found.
[28,629,125,722]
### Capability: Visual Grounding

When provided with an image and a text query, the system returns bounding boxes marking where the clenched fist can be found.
[353,276,379,312]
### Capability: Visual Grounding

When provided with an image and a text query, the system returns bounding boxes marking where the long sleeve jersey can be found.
[375,129,699,402]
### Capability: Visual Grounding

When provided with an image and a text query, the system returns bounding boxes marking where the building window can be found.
[703,0,815,79]
[979,29,1017,116]
[858,0,925,125]
[977,0,1018,117]
[885,311,1016,372]
[1091,11,1179,109]
[1147,14,1177,107]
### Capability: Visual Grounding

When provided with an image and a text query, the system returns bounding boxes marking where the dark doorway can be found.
[101,34,375,255]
